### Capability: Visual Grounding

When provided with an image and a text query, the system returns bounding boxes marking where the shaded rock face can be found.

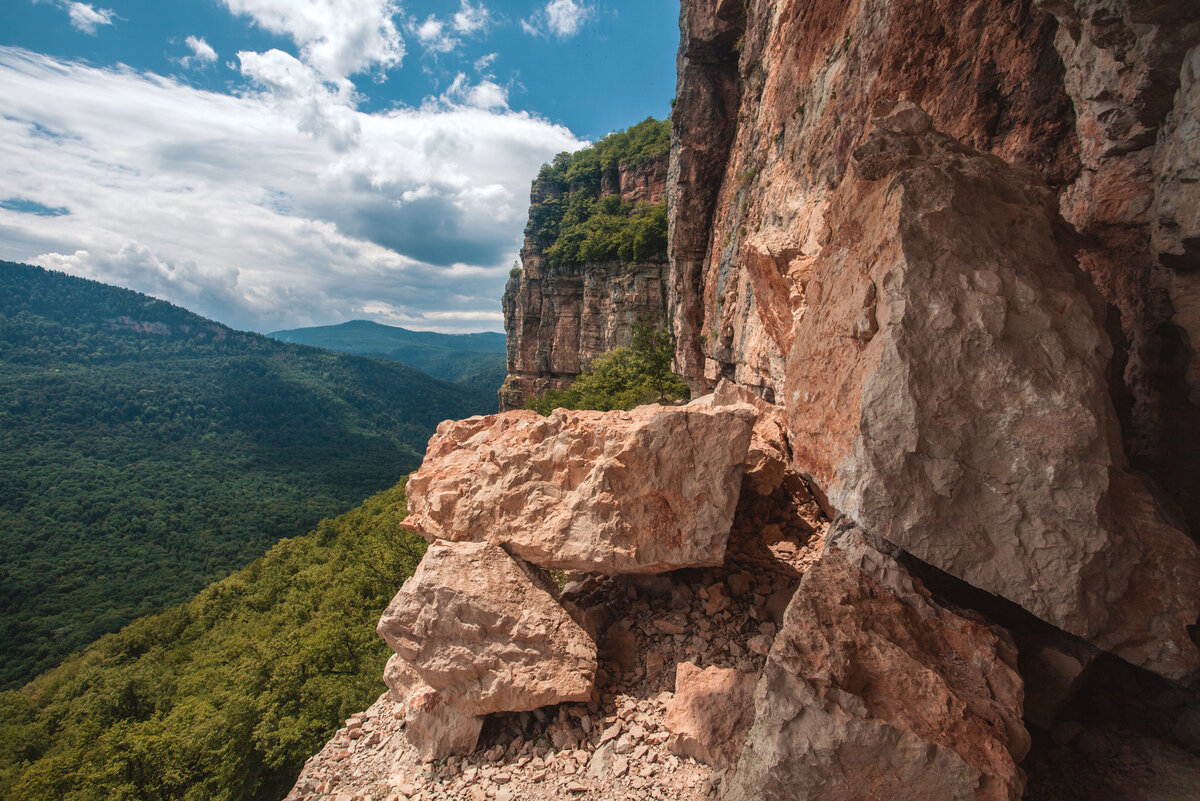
[402,404,755,573]
[781,102,1200,680]
[669,0,1200,534]
[500,156,671,412]
[377,540,596,719]
[726,521,1030,801]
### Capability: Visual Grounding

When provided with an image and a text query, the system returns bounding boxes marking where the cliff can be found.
[499,120,672,411]
[289,3,1200,801]
[670,0,1200,531]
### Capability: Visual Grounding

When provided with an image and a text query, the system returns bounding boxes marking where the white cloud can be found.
[523,0,593,39]
[414,16,458,54]
[47,1,115,35]
[441,73,508,110]
[474,52,498,73]
[411,2,492,57]
[179,36,218,69]
[452,1,491,35]
[220,0,404,81]
[0,47,582,333]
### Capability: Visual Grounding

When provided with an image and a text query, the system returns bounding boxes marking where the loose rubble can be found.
[285,470,830,801]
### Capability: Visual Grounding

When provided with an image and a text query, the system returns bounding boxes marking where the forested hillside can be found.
[269,320,506,401]
[0,261,489,688]
[0,482,421,801]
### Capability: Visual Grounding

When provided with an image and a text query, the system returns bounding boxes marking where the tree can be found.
[524,323,689,414]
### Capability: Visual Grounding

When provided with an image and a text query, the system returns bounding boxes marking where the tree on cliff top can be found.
[525,321,689,414]
[529,118,670,268]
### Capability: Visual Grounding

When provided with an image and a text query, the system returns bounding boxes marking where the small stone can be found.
[612,756,629,778]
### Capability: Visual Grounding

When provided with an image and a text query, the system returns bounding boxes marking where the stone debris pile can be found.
[381,402,757,761]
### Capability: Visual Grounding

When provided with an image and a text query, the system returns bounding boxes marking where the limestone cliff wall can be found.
[499,156,671,411]
[668,0,1200,532]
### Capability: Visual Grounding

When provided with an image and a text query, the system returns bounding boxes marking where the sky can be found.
[0,1,680,333]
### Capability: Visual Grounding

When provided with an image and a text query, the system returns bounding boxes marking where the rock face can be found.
[500,154,670,411]
[668,0,1200,536]
[779,101,1200,680]
[401,405,756,573]
[377,540,596,720]
[663,662,757,769]
[726,521,1030,801]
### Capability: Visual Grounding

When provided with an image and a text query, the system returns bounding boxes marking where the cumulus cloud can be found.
[523,0,593,38]
[452,1,491,35]
[220,0,404,81]
[413,16,458,55]
[179,36,218,69]
[441,73,508,110]
[411,2,492,57]
[36,1,115,35]
[0,47,582,332]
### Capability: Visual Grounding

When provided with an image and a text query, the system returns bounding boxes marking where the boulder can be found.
[783,101,1200,680]
[377,540,596,717]
[725,520,1030,801]
[401,404,756,573]
[663,662,758,769]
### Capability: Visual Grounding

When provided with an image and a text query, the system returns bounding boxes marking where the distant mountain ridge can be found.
[270,320,506,399]
[0,261,494,688]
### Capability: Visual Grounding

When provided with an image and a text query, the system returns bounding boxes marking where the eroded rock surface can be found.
[783,102,1200,680]
[726,521,1030,801]
[402,405,756,573]
[663,662,757,769]
[377,540,596,719]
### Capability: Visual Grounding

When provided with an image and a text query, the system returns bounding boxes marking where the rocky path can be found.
[285,480,827,801]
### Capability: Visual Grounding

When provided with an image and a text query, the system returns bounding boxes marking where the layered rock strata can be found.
[500,155,671,411]
[401,404,756,574]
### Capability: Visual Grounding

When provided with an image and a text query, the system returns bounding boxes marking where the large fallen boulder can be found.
[401,404,756,573]
[725,520,1030,801]
[377,540,596,718]
[783,101,1200,680]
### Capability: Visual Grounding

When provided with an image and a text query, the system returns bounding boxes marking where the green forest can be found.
[0,261,492,688]
[527,117,670,269]
[525,323,689,414]
[0,482,422,801]
[269,319,507,399]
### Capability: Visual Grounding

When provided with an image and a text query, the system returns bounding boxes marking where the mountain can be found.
[269,320,507,401]
[0,482,420,801]
[0,261,492,688]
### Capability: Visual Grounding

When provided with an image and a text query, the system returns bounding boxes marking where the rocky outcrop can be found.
[500,153,671,412]
[401,405,755,573]
[727,521,1030,801]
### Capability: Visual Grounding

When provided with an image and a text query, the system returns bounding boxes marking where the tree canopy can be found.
[0,261,491,687]
[524,322,689,414]
[0,483,421,801]
[527,117,670,269]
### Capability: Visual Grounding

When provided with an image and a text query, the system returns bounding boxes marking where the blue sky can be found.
[0,1,679,332]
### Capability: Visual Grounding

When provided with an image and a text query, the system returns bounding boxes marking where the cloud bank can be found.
[0,47,582,332]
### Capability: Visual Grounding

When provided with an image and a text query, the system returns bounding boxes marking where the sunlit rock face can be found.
[401,404,755,574]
